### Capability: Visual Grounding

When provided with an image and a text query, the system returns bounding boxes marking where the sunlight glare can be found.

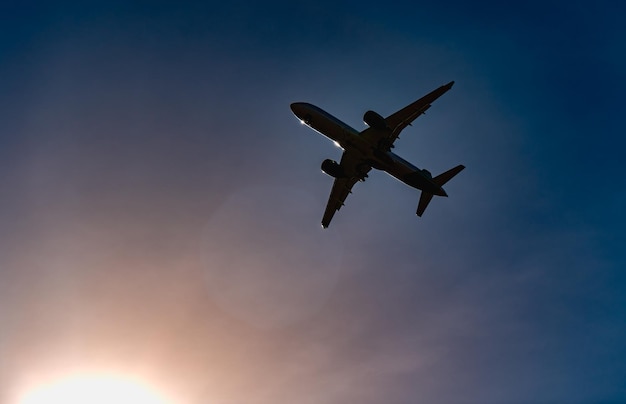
[18,374,172,404]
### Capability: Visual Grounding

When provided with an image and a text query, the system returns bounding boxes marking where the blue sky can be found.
[1,1,625,403]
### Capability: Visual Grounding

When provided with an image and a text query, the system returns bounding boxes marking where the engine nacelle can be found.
[321,159,345,178]
[421,169,432,179]
[363,110,387,130]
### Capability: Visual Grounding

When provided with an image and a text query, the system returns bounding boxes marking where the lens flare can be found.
[18,374,172,404]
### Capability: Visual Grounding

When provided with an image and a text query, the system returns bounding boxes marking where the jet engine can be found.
[321,159,345,178]
[363,110,387,130]
[421,169,432,178]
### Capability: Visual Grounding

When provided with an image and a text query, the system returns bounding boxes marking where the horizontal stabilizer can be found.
[433,164,465,187]
[417,164,464,217]
[416,192,434,217]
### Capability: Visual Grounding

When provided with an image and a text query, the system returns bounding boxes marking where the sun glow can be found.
[18,374,172,404]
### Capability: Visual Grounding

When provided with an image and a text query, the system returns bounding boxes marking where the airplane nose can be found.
[290,102,304,117]
[290,102,314,125]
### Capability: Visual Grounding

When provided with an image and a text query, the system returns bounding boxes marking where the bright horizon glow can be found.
[18,374,173,404]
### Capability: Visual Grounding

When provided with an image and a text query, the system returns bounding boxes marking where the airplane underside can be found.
[290,81,464,227]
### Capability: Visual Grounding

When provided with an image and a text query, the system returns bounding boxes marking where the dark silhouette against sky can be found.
[1,1,624,403]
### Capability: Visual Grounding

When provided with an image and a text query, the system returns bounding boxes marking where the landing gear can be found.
[356,163,370,181]
[377,138,394,151]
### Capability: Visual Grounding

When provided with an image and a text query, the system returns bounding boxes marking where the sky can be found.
[1,1,625,403]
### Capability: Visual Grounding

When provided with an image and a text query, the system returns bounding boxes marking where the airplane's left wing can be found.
[322,151,371,228]
[362,81,455,150]
[386,81,454,140]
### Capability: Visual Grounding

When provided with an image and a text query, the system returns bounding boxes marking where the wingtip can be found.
[446,80,455,88]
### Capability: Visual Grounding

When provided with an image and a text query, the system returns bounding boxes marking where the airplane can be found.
[290,81,465,228]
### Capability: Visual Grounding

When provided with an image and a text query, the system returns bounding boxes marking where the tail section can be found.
[416,192,434,217]
[433,164,465,187]
[416,164,465,217]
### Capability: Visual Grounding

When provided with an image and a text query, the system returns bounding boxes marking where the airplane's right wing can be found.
[322,151,371,228]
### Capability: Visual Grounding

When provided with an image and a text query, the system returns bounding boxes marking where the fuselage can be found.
[290,102,445,196]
